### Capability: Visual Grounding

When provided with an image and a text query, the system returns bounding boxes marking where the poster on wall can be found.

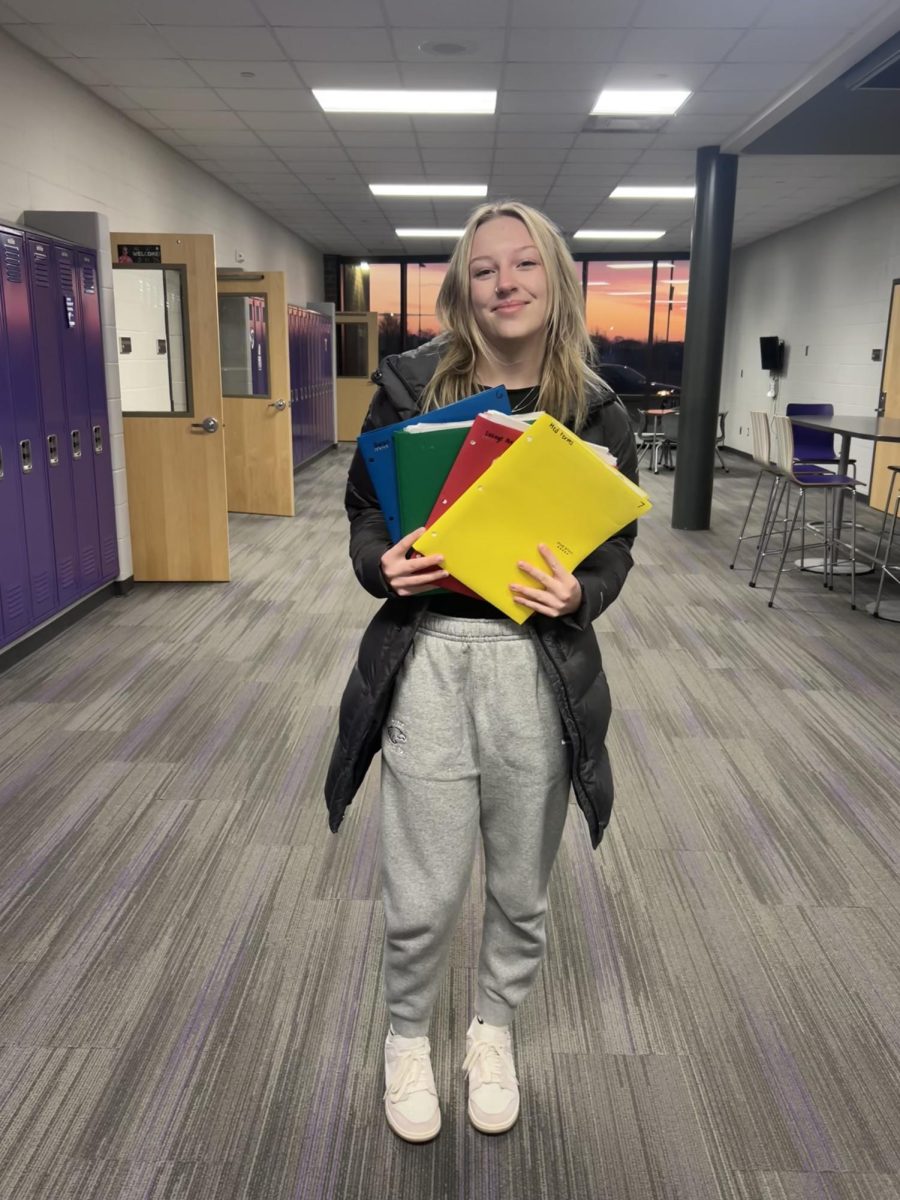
[117,244,162,264]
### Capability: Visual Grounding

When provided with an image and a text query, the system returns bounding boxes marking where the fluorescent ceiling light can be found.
[592,89,690,116]
[607,290,653,296]
[587,281,608,286]
[370,183,487,197]
[574,230,666,241]
[610,186,695,200]
[396,228,465,238]
[314,89,496,114]
[607,261,674,269]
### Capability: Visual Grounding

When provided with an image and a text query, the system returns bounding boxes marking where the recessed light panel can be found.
[610,186,695,200]
[314,89,496,114]
[574,230,666,240]
[396,228,465,237]
[371,184,487,197]
[591,90,690,116]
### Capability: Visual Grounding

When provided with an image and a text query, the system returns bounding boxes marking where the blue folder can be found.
[359,386,511,543]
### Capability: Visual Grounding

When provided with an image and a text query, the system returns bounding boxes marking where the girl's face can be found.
[468,216,549,353]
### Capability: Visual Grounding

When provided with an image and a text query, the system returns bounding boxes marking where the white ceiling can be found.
[4,0,900,256]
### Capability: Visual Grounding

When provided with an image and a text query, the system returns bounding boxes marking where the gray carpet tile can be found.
[1,446,899,1200]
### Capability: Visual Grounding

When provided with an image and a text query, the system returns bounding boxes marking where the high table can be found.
[644,408,671,474]
[789,413,900,619]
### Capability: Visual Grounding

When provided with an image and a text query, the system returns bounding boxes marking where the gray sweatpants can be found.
[380,612,570,1037]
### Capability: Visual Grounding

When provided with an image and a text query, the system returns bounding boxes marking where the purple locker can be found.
[0,240,33,644]
[290,306,302,467]
[26,236,82,607]
[0,228,57,624]
[51,244,102,594]
[77,251,118,582]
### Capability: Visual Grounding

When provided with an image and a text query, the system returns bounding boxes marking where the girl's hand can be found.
[510,544,583,618]
[381,528,448,596]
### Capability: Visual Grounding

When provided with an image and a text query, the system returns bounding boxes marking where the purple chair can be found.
[785,403,843,466]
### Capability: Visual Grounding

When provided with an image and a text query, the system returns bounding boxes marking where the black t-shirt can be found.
[427,386,535,621]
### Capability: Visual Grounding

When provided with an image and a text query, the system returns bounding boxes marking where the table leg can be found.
[652,414,662,474]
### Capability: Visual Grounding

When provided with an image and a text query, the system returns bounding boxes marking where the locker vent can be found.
[3,244,22,283]
[102,537,118,575]
[58,260,74,291]
[82,261,97,293]
[3,584,27,626]
[59,556,76,589]
[32,254,50,288]
[81,545,98,579]
[32,572,52,610]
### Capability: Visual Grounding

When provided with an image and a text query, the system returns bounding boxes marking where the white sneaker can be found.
[384,1028,441,1142]
[462,1017,520,1134]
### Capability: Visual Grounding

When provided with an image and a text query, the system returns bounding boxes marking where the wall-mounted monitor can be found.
[760,335,785,374]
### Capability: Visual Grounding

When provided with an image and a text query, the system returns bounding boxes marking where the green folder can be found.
[393,421,472,537]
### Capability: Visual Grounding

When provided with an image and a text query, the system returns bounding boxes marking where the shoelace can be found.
[462,1037,517,1090]
[385,1042,436,1103]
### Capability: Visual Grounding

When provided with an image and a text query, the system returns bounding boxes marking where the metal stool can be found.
[871,465,900,620]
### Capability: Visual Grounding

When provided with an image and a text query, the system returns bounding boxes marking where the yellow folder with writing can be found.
[413,411,651,623]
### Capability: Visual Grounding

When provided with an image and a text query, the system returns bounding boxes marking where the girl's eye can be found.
[473,268,494,279]
[519,259,537,268]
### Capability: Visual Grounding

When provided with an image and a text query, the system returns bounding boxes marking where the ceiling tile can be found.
[497,113,584,132]
[90,84,141,108]
[22,22,174,56]
[338,130,421,148]
[326,114,413,131]
[52,56,105,83]
[499,90,597,113]
[633,0,767,25]
[256,0,384,22]
[121,86,227,109]
[600,61,716,89]
[496,131,576,148]
[175,129,262,145]
[215,88,317,111]
[7,0,142,20]
[85,57,205,86]
[508,28,627,62]
[273,146,351,163]
[572,132,657,150]
[681,90,772,114]
[701,61,808,89]
[727,27,848,62]
[1,23,71,55]
[617,27,744,62]
[757,0,883,24]
[347,146,422,162]
[409,130,495,147]
[503,62,611,91]
[391,28,506,62]
[260,130,341,147]
[146,109,247,129]
[293,61,403,87]
[273,27,394,61]
[125,108,169,130]
[385,0,509,25]
[188,61,302,88]
[398,61,502,87]
[137,0,264,21]
[510,0,639,26]
[158,26,287,59]
[0,0,24,14]
[237,110,331,130]
[412,114,497,132]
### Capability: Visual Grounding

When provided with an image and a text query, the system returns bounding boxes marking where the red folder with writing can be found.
[424,411,534,597]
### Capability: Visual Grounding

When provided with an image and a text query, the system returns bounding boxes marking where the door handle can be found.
[268,399,287,411]
[191,416,219,434]
[877,391,887,417]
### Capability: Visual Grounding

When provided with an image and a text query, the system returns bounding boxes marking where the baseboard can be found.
[294,443,339,474]
[0,578,130,677]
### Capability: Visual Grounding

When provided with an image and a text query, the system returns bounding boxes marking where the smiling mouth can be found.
[493,301,526,312]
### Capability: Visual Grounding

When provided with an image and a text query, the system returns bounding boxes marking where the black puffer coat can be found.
[324,339,639,849]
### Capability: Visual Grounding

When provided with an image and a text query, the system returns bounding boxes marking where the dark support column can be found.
[672,145,738,530]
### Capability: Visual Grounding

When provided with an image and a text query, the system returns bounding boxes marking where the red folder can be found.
[425,412,529,597]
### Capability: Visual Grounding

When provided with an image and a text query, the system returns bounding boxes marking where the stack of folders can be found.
[360,388,652,623]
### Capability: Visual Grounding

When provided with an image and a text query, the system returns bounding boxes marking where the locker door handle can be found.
[20,439,33,473]
[268,399,287,411]
[71,429,82,459]
[93,424,103,453]
[47,434,60,465]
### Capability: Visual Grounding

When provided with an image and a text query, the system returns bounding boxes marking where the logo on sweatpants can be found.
[386,720,408,752]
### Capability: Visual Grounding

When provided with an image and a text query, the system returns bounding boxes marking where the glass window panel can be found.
[651,261,690,388]
[585,260,654,388]
[406,262,447,348]
[113,266,191,415]
[337,320,370,377]
[369,263,402,360]
[218,293,270,397]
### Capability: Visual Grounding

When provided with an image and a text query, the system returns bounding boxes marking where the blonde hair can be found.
[420,200,602,430]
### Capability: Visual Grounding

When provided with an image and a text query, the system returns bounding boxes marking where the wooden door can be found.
[111,232,229,582]
[217,272,293,517]
[336,312,378,441]
[871,280,900,512]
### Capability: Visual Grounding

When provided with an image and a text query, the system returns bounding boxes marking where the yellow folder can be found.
[413,412,651,623]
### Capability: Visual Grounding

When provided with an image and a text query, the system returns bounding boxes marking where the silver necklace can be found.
[510,384,539,413]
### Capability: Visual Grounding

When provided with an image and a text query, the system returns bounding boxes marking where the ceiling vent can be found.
[582,115,667,133]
